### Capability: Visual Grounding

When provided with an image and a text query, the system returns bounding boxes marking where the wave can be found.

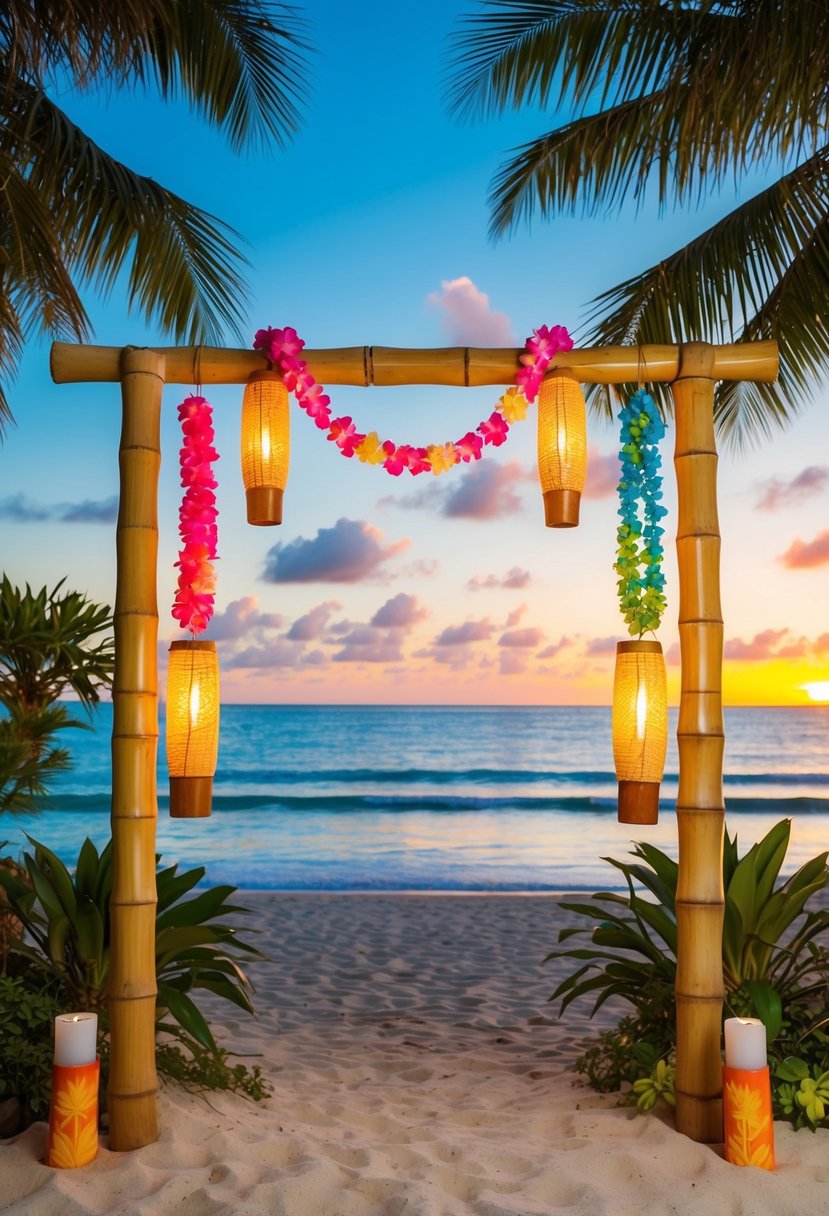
[42,792,829,815]
[213,766,828,788]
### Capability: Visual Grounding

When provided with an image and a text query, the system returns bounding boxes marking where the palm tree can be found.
[0,575,114,812]
[0,0,310,429]
[449,0,829,444]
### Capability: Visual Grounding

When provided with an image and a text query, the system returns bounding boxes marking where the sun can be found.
[800,682,829,703]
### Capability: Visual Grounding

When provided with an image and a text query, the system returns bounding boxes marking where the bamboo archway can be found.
[52,336,778,1150]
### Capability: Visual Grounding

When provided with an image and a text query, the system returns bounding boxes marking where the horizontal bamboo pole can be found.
[50,339,779,388]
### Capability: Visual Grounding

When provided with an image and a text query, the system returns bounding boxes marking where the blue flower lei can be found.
[615,388,668,636]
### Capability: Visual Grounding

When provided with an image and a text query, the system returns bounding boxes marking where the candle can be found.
[724,1017,767,1071]
[54,1013,98,1066]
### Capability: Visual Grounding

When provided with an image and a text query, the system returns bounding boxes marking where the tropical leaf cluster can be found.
[546,819,829,1127]
[449,0,829,445]
[0,0,310,427]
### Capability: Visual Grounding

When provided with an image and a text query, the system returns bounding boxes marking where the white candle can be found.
[54,1013,98,1067]
[724,1017,767,1070]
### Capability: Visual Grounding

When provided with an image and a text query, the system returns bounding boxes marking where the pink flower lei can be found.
[252,324,574,477]
[171,394,219,634]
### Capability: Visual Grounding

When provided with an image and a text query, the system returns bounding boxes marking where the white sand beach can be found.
[2,893,827,1215]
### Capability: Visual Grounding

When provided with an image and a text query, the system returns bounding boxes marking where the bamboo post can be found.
[108,348,165,1150]
[671,342,725,1143]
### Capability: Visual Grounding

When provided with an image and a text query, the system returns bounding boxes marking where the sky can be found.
[2,1,828,707]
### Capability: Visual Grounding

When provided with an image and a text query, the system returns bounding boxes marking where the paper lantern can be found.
[241,370,290,525]
[612,639,667,824]
[166,640,220,818]
[537,371,587,527]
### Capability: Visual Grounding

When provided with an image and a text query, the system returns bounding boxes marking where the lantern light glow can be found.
[166,640,220,818]
[241,369,290,526]
[612,639,668,824]
[537,372,587,527]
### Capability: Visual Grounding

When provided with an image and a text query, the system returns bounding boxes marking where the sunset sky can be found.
[2,2,827,707]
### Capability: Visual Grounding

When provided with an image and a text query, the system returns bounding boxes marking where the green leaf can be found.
[157,986,216,1052]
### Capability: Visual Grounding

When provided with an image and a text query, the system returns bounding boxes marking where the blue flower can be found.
[615,388,667,637]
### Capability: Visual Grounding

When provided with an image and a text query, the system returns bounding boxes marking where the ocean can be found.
[3,705,827,891]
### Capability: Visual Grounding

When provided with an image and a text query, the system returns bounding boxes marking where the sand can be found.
[2,893,827,1215]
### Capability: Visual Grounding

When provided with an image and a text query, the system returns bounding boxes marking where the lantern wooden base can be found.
[618,780,660,824]
[543,488,581,528]
[47,1058,100,1168]
[169,775,213,818]
[723,1065,775,1170]
[246,486,284,526]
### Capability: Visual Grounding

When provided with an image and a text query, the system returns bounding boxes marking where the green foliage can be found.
[775,1058,829,1129]
[547,820,829,1127]
[449,2,829,446]
[0,973,65,1121]
[156,1039,271,1102]
[0,836,264,1051]
[0,3,313,428]
[632,1058,675,1112]
[0,577,114,813]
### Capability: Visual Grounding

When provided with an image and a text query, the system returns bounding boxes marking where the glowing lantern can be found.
[612,639,667,824]
[241,370,290,525]
[166,640,220,818]
[537,371,587,527]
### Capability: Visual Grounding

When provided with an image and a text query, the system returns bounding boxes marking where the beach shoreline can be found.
[3,892,826,1216]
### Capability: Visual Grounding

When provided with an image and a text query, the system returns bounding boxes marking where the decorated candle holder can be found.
[47,1013,99,1169]
[722,1017,775,1171]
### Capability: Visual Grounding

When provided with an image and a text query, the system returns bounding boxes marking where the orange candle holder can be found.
[47,1057,100,1168]
[722,1064,775,1171]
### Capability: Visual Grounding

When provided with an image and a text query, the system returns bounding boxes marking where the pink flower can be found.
[455,431,483,462]
[382,441,405,476]
[328,416,366,458]
[477,411,509,446]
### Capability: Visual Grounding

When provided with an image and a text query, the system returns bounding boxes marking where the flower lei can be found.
[615,388,668,637]
[171,394,219,634]
[252,324,573,476]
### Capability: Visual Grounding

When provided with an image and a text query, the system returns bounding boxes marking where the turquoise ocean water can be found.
[4,704,827,890]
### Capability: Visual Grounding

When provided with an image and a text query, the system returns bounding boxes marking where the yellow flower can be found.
[354,432,387,465]
[54,1075,98,1125]
[497,386,529,423]
[425,443,458,475]
[48,1115,99,1168]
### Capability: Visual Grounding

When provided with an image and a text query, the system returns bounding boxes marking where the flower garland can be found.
[171,394,219,635]
[252,324,573,476]
[615,388,668,637]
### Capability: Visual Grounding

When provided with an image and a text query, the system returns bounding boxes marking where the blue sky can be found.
[2,2,828,704]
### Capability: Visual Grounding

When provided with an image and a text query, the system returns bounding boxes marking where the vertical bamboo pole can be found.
[671,342,725,1143]
[108,348,165,1150]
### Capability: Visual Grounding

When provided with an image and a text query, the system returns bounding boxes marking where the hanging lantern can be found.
[241,370,290,525]
[166,640,220,818]
[537,371,587,527]
[612,639,667,824]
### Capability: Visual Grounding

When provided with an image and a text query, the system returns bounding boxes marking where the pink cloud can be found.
[443,460,527,520]
[724,629,788,661]
[370,593,428,629]
[583,449,620,500]
[286,601,342,641]
[499,650,528,676]
[468,566,532,591]
[333,628,404,664]
[427,276,515,346]
[209,596,283,641]
[585,636,618,656]
[756,466,829,510]
[779,530,829,569]
[264,518,409,582]
[434,618,494,646]
[538,637,571,660]
[505,603,527,628]
[499,627,544,648]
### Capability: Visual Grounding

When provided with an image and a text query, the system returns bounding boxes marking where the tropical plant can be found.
[546,820,829,1125]
[0,835,263,1052]
[0,972,65,1124]
[0,0,310,429]
[0,576,114,811]
[449,0,829,444]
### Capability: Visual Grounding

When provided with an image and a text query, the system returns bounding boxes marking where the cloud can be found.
[724,629,788,661]
[427,276,515,346]
[443,460,527,520]
[434,618,494,646]
[665,642,680,666]
[583,450,620,500]
[468,566,533,591]
[263,518,409,583]
[538,637,571,660]
[498,627,544,648]
[505,604,527,628]
[332,629,405,664]
[756,466,829,510]
[779,530,829,569]
[0,493,118,523]
[499,650,529,676]
[286,601,342,641]
[209,596,284,641]
[585,636,618,656]
[226,639,305,669]
[370,593,428,629]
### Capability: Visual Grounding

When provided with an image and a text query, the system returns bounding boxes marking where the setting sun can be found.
[801,682,829,703]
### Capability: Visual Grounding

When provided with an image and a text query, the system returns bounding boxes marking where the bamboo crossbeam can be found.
[50,340,779,388]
